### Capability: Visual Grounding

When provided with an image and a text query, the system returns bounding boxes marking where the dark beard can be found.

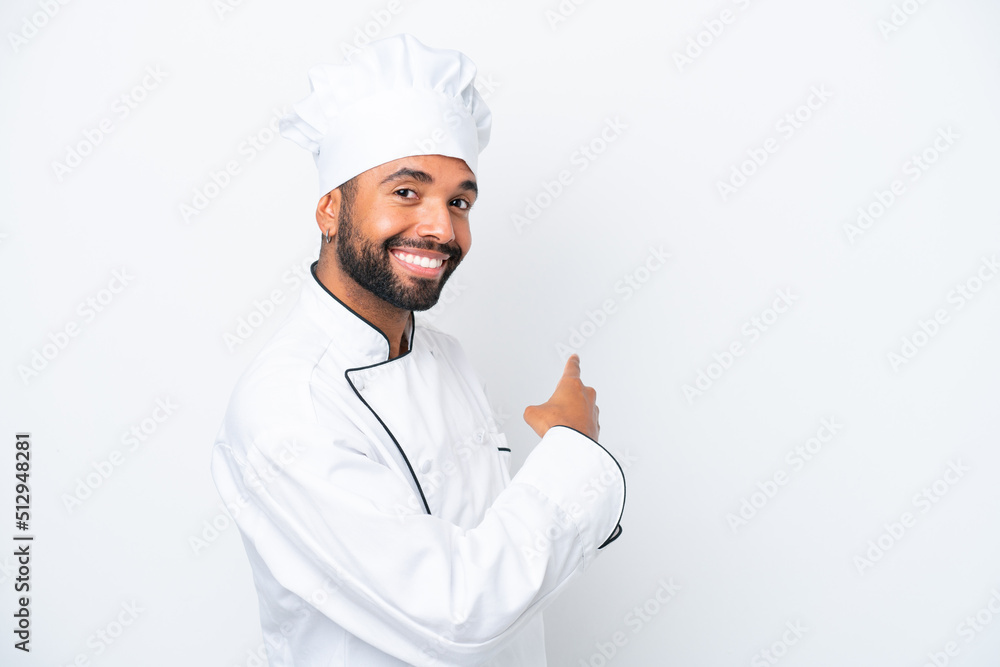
[335,202,463,311]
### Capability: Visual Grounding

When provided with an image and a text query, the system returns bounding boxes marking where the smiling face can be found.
[320,154,478,312]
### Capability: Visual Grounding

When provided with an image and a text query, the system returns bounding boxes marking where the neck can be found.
[315,255,412,359]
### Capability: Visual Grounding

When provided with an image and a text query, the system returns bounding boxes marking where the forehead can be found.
[363,154,476,186]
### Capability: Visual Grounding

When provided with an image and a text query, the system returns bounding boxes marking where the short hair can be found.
[338,176,358,211]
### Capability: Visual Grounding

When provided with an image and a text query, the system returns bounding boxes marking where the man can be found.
[211,33,626,666]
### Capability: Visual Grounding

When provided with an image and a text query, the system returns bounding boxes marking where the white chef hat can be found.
[279,33,492,197]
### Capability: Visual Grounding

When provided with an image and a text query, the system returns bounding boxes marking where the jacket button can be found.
[474,429,485,443]
[355,377,365,391]
[418,458,432,473]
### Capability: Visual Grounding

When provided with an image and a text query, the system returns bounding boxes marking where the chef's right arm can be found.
[211,365,625,666]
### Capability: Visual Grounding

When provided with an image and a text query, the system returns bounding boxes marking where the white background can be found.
[2,0,1000,665]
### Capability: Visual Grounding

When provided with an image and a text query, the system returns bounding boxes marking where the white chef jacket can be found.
[211,262,626,666]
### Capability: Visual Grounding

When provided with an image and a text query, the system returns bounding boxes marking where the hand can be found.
[523,354,600,441]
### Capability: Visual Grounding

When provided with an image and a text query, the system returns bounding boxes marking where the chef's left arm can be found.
[211,412,624,666]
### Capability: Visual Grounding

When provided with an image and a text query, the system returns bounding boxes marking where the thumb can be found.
[562,353,581,379]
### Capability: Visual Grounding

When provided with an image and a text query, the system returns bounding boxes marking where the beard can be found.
[334,201,463,311]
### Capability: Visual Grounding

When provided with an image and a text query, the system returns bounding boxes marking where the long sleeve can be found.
[211,419,625,666]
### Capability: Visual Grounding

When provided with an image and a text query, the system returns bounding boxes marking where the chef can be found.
[211,33,626,666]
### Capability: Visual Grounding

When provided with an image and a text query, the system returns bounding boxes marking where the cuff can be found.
[511,424,626,559]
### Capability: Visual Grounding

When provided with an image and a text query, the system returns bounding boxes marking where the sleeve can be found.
[211,417,625,666]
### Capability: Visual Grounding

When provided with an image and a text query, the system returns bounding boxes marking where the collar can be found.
[305,261,415,364]
[403,311,414,352]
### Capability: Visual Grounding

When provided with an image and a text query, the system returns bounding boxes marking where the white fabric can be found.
[210,263,625,666]
[279,33,492,196]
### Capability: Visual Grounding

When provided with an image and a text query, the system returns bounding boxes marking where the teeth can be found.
[395,251,443,269]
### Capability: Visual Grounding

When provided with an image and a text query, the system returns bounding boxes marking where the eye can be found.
[394,188,417,199]
[451,198,472,210]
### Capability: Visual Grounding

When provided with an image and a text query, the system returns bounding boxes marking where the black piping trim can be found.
[310,263,430,515]
[549,424,626,551]
[599,524,622,549]
[310,261,416,361]
[497,447,511,452]
[344,371,431,515]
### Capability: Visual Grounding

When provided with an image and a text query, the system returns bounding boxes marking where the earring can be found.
[324,229,332,243]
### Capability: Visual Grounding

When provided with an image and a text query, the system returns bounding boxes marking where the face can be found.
[332,155,477,311]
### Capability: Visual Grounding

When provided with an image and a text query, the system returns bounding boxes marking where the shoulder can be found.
[414,319,480,374]
[411,317,492,401]
[220,311,344,454]
[413,315,463,354]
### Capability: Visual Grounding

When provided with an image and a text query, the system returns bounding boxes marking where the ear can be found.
[315,189,343,237]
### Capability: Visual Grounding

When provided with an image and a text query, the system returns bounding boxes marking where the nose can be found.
[414,199,455,245]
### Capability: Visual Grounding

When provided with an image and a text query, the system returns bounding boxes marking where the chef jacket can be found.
[211,261,626,666]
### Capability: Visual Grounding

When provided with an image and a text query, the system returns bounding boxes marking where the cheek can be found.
[368,211,412,241]
[455,221,472,255]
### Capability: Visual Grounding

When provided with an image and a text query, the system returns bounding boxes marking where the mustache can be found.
[385,238,462,262]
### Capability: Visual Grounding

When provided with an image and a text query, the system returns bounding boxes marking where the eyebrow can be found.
[379,167,478,196]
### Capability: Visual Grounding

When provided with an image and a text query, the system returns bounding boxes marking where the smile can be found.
[390,249,447,276]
